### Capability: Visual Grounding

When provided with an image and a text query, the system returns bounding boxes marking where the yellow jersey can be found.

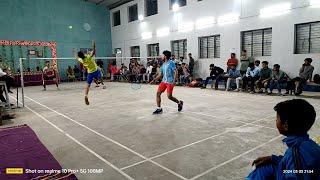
[78,55,98,73]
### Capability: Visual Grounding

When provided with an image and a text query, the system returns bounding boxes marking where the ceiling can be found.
[86,0,133,9]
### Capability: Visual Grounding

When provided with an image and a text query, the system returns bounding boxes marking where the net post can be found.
[19,58,25,107]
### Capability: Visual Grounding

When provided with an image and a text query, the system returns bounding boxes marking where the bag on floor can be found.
[189,78,203,87]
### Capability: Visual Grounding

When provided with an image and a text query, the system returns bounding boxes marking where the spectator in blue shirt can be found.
[247,99,320,180]
[226,65,241,91]
[242,63,260,93]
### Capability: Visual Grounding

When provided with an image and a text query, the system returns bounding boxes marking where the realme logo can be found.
[6,168,23,174]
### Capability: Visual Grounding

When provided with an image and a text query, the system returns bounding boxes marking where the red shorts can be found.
[158,82,175,94]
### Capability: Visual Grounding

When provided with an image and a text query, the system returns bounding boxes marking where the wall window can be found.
[169,0,187,9]
[295,21,320,54]
[113,10,121,26]
[131,46,140,57]
[145,0,158,17]
[241,28,272,57]
[199,35,220,58]
[147,43,159,56]
[128,4,138,22]
[171,39,187,59]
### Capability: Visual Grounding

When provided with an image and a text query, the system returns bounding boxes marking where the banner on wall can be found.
[0,40,57,72]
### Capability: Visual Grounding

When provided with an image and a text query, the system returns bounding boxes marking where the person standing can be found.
[240,50,254,76]
[188,53,195,77]
[150,50,183,114]
[285,58,314,95]
[226,53,239,72]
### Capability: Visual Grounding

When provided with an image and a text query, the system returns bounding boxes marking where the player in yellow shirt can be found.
[75,41,105,105]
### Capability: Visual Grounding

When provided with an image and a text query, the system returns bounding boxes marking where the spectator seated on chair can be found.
[120,66,130,81]
[268,64,287,96]
[242,63,260,93]
[73,65,81,80]
[67,66,76,82]
[138,64,147,83]
[110,61,120,81]
[42,61,59,91]
[201,64,224,90]
[226,53,239,72]
[226,65,241,91]
[35,66,41,73]
[129,64,140,82]
[247,99,320,180]
[285,58,314,96]
[256,61,272,93]
[145,62,153,83]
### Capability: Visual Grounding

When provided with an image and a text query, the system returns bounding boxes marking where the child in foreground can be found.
[247,99,320,180]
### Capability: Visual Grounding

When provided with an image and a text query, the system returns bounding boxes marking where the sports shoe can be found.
[178,101,184,112]
[85,96,89,105]
[153,108,163,114]
[102,85,106,89]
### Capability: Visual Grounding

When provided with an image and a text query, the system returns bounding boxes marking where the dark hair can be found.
[78,51,85,59]
[112,61,116,66]
[274,99,316,135]
[231,53,236,56]
[273,64,280,68]
[255,60,260,64]
[262,61,268,65]
[248,62,255,68]
[242,50,247,53]
[182,63,186,65]
[209,64,215,68]
[188,53,192,56]
[305,58,313,63]
[45,60,50,63]
[163,50,171,60]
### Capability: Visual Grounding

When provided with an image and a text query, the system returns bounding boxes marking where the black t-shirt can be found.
[97,60,103,68]
[140,67,146,74]
[73,67,80,74]
[210,66,224,77]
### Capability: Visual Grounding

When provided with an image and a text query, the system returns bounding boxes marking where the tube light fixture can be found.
[217,13,239,25]
[259,3,291,18]
[156,27,170,37]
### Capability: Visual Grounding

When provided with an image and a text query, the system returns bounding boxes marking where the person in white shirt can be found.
[242,63,260,93]
[144,62,153,83]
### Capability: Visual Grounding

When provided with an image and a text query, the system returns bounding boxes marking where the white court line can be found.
[190,135,283,180]
[24,95,188,180]
[164,106,277,131]
[11,96,134,180]
[121,113,274,171]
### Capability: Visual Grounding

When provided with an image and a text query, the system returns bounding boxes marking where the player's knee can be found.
[167,94,173,99]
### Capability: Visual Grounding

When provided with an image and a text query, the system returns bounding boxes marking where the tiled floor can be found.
[2,82,319,180]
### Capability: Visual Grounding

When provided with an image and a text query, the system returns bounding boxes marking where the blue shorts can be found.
[87,70,102,85]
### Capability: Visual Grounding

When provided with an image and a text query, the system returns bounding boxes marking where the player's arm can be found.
[150,72,162,84]
[90,40,96,58]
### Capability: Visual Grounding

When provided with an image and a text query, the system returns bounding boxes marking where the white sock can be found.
[157,107,162,110]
